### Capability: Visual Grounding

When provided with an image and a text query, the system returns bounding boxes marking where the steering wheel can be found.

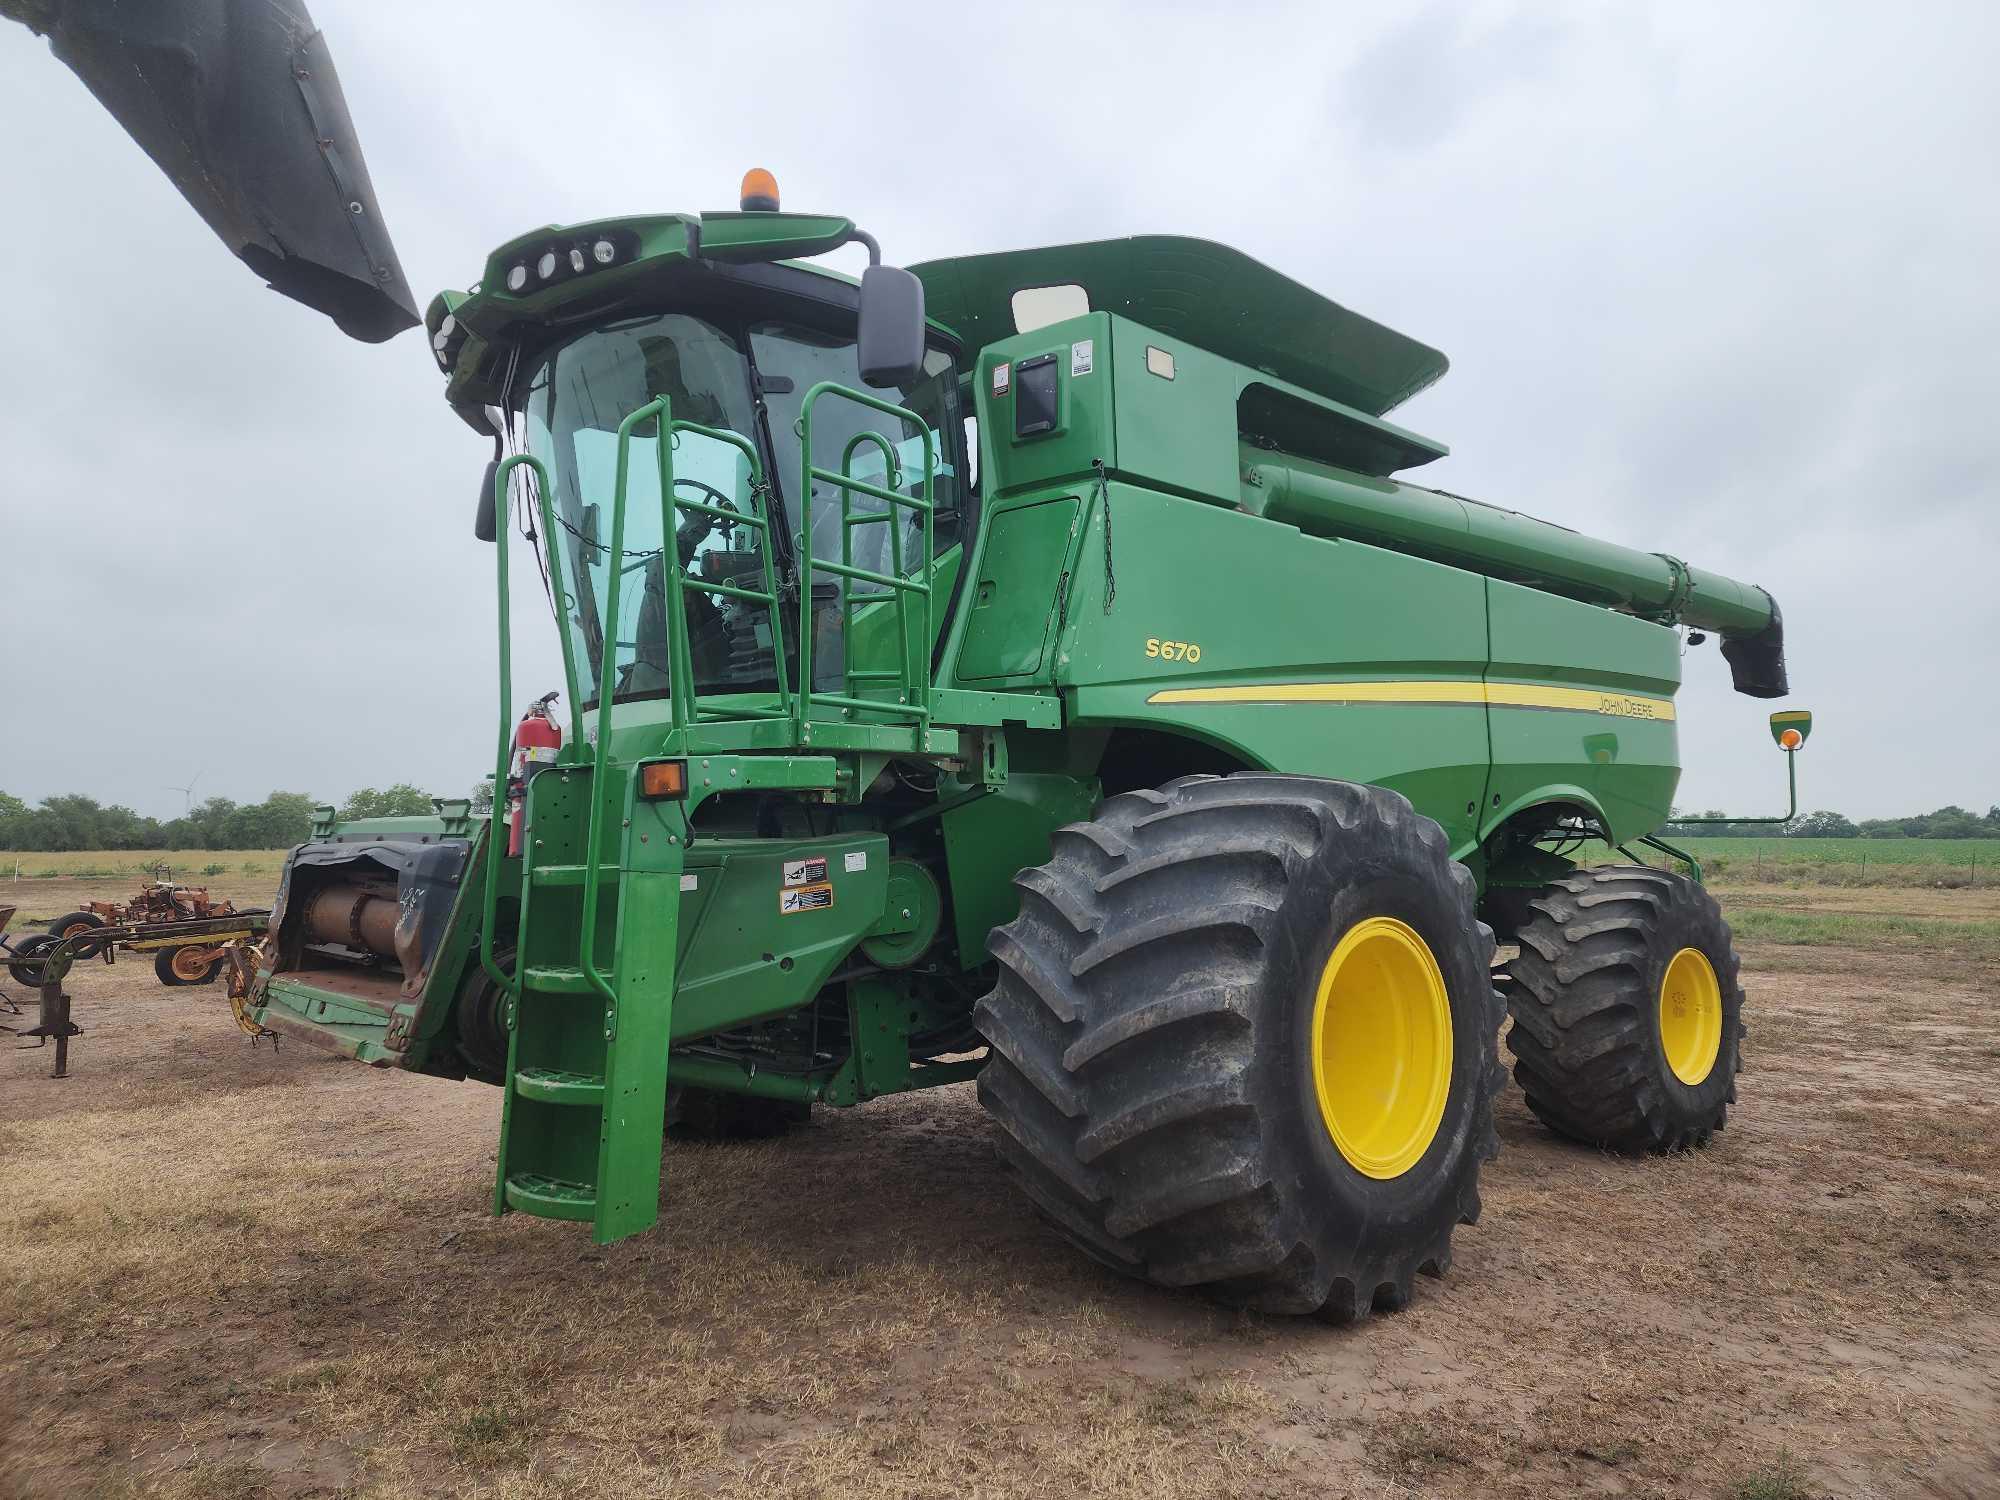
[674,477,743,541]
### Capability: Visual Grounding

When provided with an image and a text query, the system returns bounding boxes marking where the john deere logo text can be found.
[1598,695,1661,720]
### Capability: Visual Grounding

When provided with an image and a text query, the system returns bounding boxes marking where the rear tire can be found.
[48,910,110,960]
[1503,865,1744,1152]
[975,773,1504,1320]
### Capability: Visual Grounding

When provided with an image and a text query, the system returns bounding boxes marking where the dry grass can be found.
[1712,882,2000,922]
[4,885,1997,1498]
[2,852,284,928]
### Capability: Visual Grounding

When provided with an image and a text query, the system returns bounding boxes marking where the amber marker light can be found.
[639,761,688,799]
[740,168,780,212]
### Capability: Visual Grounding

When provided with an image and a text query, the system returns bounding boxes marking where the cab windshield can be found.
[519,309,961,706]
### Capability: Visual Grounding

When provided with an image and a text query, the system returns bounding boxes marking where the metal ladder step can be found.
[502,1172,596,1221]
[528,864,621,889]
[521,964,598,994]
[512,1066,605,1105]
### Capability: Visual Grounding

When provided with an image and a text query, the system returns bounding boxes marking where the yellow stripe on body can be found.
[1145,680,1676,721]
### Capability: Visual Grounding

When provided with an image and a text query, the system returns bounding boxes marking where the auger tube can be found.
[1241,459,1787,695]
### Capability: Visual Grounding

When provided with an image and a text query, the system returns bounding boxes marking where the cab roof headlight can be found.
[569,246,586,273]
[506,263,528,292]
[592,238,616,265]
[536,251,557,280]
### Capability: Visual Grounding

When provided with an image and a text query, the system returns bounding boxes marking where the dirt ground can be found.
[3,886,1996,1499]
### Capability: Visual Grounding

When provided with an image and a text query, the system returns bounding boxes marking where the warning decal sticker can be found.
[780,883,835,914]
[782,857,829,888]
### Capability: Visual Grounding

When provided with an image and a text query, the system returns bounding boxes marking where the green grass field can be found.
[1673,836,2000,866]
[1725,908,2000,957]
[1589,836,1998,887]
[0,848,291,881]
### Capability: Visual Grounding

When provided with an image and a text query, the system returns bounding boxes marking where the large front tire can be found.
[1503,866,1744,1152]
[975,774,1504,1320]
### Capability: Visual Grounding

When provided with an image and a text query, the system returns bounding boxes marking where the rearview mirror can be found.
[474,457,499,541]
[858,265,926,388]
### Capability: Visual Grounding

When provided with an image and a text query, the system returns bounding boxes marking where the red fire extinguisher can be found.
[507,691,563,857]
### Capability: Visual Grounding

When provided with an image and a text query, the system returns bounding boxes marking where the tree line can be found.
[1665,805,2000,839]
[6,787,1995,850]
[0,785,439,851]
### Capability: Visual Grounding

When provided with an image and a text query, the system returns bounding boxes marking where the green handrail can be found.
[838,431,910,715]
[573,400,791,1027]
[484,402,791,1033]
[575,398,679,1017]
[795,381,936,738]
[481,452,581,998]
[653,415,786,733]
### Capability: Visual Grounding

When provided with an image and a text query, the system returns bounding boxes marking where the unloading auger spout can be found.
[1241,461,1788,697]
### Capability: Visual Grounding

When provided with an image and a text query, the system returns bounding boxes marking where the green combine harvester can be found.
[17,0,1806,1321]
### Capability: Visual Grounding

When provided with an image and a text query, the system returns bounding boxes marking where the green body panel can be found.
[248,214,1794,1247]
[912,236,1449,417]
[1042,482,1495,852]
[847,545,964,686]
[672,829,888,1037]
[1480,580,1681,842]
[1102,315,1446,490]
[956,497,1080,680]
[256,980,400,1061]
[940,772,1101,962]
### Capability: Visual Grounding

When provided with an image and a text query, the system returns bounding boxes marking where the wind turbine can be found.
[164,769,204,816]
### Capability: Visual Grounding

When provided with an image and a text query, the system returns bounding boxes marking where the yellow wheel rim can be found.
[1310,917,1454,1180]
[1658,947,1722,1085]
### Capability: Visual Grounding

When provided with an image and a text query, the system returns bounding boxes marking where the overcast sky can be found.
[3,1,1994,821]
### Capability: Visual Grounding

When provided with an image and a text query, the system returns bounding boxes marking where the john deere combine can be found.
[17,0,1803,1321]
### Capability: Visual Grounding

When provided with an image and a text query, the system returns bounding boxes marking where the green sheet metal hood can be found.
[911,236,1448,416]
